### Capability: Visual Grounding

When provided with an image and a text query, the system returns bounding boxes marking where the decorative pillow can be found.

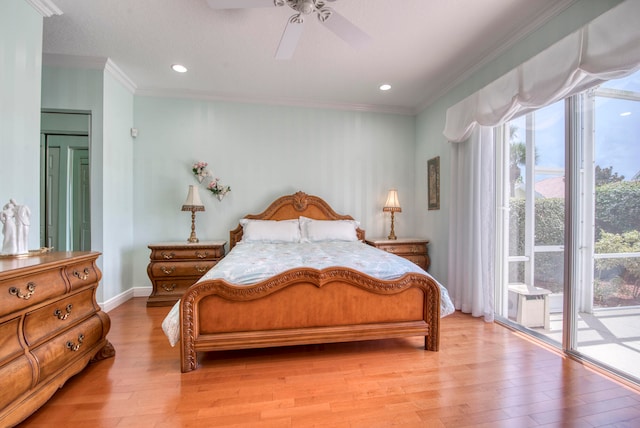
[299,216,359,242]
[239,219,301,243]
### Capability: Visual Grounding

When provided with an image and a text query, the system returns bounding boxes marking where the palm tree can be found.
[509,125,526,197]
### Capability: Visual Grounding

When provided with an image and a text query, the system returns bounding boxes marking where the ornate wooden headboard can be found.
[229,191,365,249]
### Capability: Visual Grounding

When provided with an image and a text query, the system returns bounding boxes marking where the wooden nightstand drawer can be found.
[403,255,428,269]
[147,241,226,306]
[150,246,223,261]
[365,238,430,271]
[152,279,194,296]
[149,261,216,278]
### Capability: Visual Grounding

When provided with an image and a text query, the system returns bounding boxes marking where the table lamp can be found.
[181,185,205,243]
[383,189,401,240]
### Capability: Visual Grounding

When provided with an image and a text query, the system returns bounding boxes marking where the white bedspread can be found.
[162,241,454,346]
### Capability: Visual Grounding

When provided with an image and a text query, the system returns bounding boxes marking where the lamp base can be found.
[387,212,397,240]
[187,210,199,243]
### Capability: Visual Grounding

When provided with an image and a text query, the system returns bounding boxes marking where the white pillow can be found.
[239,219,301,243]
[299,216,359,242]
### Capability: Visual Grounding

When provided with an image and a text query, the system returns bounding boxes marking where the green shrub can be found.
[595,230,640,299]
[595,181,640,238]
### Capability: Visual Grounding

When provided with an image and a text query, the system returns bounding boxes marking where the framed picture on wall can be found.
[428,156,440,210]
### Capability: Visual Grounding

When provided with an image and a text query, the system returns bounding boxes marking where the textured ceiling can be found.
[42,0,574,114]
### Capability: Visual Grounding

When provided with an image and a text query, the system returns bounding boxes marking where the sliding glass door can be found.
[574,74,640,380]
[496,70,640,384]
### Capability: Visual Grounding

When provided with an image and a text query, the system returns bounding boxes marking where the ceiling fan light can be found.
[298,0,315,15]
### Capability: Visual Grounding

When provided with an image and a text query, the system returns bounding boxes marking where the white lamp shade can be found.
[383,189,401,212]
[182,185,204,210]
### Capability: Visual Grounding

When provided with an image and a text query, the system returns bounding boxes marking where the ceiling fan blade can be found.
[275,18,305,60]
[206,0,274,9]
[321,8,371,50]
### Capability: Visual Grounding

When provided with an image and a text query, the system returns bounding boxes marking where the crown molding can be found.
[105,59,137,94]
[42,54,137,94]
[26,0,63,17]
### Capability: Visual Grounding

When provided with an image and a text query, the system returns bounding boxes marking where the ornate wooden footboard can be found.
[178,192,441,373]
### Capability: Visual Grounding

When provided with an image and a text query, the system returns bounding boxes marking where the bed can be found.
[163,191,454,372]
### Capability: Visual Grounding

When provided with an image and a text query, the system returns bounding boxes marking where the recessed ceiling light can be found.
[620,111,632,117]
[379,84,391,91]
[171,64,188,73]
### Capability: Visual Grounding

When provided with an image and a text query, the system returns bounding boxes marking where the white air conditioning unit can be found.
[508,283,551,330]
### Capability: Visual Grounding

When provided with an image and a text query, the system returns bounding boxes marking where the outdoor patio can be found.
[533,306,640,381]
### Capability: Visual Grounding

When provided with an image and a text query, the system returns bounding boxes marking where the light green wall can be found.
[103,72,135,298]
[414,0,625,284]
[41,65,135,303]
[131,97,416,287]
[0,0,42,251]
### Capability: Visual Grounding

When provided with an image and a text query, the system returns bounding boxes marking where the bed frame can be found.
[179,191,441,372]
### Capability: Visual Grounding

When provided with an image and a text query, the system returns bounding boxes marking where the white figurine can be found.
[1,199,30,255]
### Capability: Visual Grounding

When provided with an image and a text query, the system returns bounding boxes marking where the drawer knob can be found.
[73,268,90,281]
[162,283,177,292]
[160,266,176,275]
[9,282,36,300]
[66,334,85,352]
[195,265,209,274]
[195,251,209,259]
[54,304,73,320]
[161,251,175,260]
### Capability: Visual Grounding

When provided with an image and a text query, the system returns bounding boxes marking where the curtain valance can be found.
[443,1,640,143]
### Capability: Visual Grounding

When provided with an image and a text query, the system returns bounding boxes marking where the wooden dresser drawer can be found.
[0,269,67,317]
[23,288,97,347]
[32,314,104,383]
[0,318,23,364]
[149,261,216,278]
[0,355,33,411]
[64,260,100,291]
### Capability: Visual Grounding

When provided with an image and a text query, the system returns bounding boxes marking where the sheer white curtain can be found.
[448,126,495,321]
[443,0,640,321]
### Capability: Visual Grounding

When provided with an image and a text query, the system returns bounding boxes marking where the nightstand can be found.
[146,241,226,306]
[365,238,430,271]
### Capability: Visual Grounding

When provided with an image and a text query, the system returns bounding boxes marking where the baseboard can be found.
[100,286,152,312]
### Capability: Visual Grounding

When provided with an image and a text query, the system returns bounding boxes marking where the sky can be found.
[510,70,640,181]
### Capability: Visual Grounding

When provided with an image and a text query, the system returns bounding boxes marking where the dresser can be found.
[0,251,114,427]
[146,241,226,306]
[365,238,430,271]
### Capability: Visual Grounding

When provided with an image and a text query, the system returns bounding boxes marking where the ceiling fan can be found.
[206,0,371,60]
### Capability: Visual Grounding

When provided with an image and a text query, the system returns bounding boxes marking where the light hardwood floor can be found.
[18,298,640,427]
